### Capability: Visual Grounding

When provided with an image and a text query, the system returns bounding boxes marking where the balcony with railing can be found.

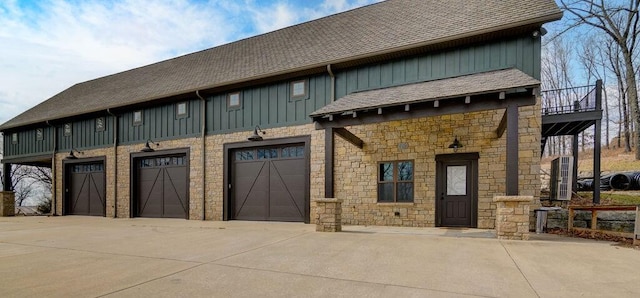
[540,80,603,203]
[541,81,602,149]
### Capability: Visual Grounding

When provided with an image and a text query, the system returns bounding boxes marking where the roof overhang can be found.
[311,68,540,129]
[1,154,53,168]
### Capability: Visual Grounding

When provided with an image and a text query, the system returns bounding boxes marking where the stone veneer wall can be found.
[54,137,204,219]
[332,102,540,228]
[50,101,540,226]
[54,147,116,217]
[204,124,324,220]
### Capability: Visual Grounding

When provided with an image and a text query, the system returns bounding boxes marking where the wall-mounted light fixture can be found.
[248,126,266,141]
[141,139,159,152]
[65,148,84,160]
[448,136,463,152]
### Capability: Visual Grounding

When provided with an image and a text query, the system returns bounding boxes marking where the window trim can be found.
[377,160,414,203]
[227,92,242,110]
[36,128,44,141]
[176,102,188,119]
[96,117,105,132]
[133,110,143,126]
[290,79,308,100]
[64,123,72,137]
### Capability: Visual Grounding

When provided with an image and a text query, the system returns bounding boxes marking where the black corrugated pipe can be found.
[609,173,631,190]
[627,172,640,190]
[576,179,594,191]
[599,174,612,191]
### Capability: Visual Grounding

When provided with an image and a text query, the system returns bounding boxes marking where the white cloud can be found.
[0,0,381,125]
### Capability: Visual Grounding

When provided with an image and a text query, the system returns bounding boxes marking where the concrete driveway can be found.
[0,217,638,298]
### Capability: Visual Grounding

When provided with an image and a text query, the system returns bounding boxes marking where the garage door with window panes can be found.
[136,155,188,218]
[66,162,106,216]
[231,144,307,222]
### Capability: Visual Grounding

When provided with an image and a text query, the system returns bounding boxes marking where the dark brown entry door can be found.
[136,155,188,219]
[436,154,478,227]
[66,162,105,216]
[232,145,306,222]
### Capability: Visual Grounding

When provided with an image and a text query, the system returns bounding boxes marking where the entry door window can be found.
[446,166,467,195]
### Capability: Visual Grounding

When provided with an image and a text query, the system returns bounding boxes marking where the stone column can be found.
[315,198,342,232]
[0,191,15,217]
[493,196,533,240]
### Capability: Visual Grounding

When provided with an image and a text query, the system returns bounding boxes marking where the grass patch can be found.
[576,192,640,206]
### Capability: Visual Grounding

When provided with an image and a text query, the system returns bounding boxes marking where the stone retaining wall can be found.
[540,209,636,233]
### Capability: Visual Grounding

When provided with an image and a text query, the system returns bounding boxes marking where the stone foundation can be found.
[494,196,532,240]
[0,191,15,217]
[315,199,342,232]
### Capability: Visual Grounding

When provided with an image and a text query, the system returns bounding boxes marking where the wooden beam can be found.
[325,128,335,198]
[334,127,364,149]
[506,104,519,195]
[496,109,508,138]
[2,163,11,191]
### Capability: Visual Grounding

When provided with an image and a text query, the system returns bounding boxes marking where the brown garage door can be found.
[136,155,188,219]
[232,144,307,222]
[66,162,105,216]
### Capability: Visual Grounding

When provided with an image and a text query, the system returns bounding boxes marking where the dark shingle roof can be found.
[310,68,540,117]
[0,0,562,130]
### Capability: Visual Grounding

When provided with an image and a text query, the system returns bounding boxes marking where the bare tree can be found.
[604,41,633,151]
[542,36,575,156]
[560,0,640,158]
[578,34,614,149]
[7,165,52,206]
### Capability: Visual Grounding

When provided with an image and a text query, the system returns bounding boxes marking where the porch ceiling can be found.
[310,68,540,119]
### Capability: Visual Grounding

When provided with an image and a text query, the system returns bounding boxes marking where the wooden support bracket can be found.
[334,127,364,149]
[496,109,508,138]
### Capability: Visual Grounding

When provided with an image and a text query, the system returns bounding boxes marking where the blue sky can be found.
[0,0,381,124]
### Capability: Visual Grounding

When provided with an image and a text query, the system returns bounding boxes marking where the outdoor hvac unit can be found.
[550,156,574,201]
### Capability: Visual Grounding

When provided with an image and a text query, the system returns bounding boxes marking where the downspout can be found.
[196,90,207,221]
[46,121,57,215]
[327,64,336,102]
[107,109,118,218]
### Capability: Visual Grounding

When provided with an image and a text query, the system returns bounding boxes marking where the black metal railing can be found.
[541,84,597,115]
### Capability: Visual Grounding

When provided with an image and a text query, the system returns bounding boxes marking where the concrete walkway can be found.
[0,217,638,298]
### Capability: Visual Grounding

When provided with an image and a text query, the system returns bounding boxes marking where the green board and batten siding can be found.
[119,99,202,144]
[336,36,540,97]
[206,75,331,134]
[3,126,55,158]
[59,116,114,151]
[2,36,540,159]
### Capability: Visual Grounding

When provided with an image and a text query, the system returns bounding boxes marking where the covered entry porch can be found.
[311,69,540,229]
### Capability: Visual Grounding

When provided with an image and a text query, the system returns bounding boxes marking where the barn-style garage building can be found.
[1,0,562,229]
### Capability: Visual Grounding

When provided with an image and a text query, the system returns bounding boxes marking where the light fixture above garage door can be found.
[248,126,266,141]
